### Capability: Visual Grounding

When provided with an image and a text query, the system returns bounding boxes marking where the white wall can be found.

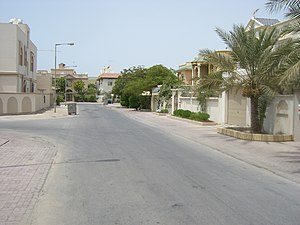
[0,93,50,114]
[0,24,18,72]
[99,78,117,93]
[264,95,294,135]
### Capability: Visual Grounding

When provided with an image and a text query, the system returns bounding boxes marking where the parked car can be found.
[107,99,112,104]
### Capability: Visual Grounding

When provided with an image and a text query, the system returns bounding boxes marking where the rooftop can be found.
[97,72,121,80]
[255,17,280,26]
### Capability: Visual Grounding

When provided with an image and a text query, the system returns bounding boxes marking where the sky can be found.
[1,0,285,77]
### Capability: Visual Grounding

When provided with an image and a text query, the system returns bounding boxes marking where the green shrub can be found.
[190,112,210,121]
[174,110,210,121]
[120,95,130,107]
[139,96,151,109]
[160,109,169,113]
[129,95,140,110]
[56,95,64,106]
[173,109,184,117]
[84,94,97,102]
[173,109,191,118]
[74,94,84,102]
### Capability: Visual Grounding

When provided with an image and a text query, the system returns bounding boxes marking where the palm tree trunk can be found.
[250,96,261,133]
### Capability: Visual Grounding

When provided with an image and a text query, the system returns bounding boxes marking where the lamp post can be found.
[54,42,74,113]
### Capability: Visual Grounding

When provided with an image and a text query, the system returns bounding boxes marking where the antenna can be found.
[253,8,259,18]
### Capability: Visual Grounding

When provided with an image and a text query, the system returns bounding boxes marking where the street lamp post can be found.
[54,42,74,113]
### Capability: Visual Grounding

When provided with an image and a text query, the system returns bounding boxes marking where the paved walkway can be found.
[106,104,300,185]
[0,106,67,225]
[0,134,57,225]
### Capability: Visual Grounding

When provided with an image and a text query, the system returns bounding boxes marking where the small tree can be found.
[73,80,85,94]
[129,95,140,110]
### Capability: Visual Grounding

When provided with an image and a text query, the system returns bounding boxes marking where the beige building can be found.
[161,16,300,140]
[37,63,89,102]
[0,18,49,115]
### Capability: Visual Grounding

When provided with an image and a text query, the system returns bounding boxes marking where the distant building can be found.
[95,66,120,101]
[37,63,89,102]
[0,18,49,114]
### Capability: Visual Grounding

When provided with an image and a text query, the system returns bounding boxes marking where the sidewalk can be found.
[0,105,68,121]
[106,104,300,185]
[0,105,71,224]
[0,133,57,225]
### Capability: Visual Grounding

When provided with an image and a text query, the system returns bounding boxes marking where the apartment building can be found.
[0,18,47,115]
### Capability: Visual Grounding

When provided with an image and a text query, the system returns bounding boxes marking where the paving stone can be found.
[0,132,57,225]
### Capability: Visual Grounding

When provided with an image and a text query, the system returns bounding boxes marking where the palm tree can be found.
[266,0,300,19]
[266,0,300,89]
[199,24,298,133]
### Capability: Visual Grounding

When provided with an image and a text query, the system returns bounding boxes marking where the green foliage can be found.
[190,112,210,122]
[265,0,300,19]
[113,64,179,110]
[56,94,64,106]
[84,94,97,102]
[173,109,192,118]
[87,83,97,95]
[56,94,64,102]
[74,94,84,102]
[173,109,210,121]
[73,80,85,94]
[139,96,151,109]
[120,95,130,107]
[112,66,146,96]
[159,109,169,113]
[56,77,66,93]
[129,95,140,110]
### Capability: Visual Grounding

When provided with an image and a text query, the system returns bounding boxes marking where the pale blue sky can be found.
[1,0,285,77]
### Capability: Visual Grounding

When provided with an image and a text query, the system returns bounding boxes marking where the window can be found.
[108,81,113,86]
[24,47,28,67]
[30,52,34,72]
[19,41,23,66]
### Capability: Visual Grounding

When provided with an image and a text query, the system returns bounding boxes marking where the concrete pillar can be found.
[191,66,194,86]
[171,90,176,115]
[246,97,251,126]
[197,64,201,78]
[293,89,300,141]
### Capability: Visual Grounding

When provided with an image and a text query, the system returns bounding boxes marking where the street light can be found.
[54,42,74,113]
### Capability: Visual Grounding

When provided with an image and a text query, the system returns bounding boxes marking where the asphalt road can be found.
[2,104,300,225]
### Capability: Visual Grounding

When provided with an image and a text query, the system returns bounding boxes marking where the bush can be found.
[84,94,97,102]
[129,95,140,110]
[160,109,169,113]
[120,95,130,107]
[174,110,210,121]
[190,112,210,121]
[139,96,151,109]
[173,109,191,118]
[74,94,84,102]
[56,95,64,106]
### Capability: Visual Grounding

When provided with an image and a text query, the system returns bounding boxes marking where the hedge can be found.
[173,109,210,122]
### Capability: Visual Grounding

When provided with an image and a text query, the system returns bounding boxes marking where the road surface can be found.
[1,104,300,225]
